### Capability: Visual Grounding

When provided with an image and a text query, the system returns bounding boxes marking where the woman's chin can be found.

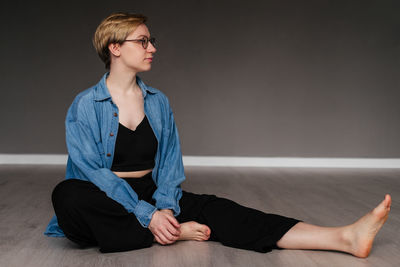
[134,66,152,73]
[143,65,153,72]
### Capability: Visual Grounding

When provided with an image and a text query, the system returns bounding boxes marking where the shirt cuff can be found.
[154,187,182,217]
[134,200,158,228]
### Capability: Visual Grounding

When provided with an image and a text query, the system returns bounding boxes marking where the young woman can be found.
[45,12,391,257]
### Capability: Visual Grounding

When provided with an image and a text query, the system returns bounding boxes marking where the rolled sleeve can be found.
[152,102,185,217]
[134,200,158,227]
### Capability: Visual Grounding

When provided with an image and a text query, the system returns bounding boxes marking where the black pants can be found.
[52,172,300,253]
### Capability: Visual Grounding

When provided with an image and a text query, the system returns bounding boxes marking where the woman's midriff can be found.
[112,168,153,178]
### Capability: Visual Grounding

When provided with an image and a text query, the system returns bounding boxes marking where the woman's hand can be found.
[149,210,181,245]
[159,209,174,216]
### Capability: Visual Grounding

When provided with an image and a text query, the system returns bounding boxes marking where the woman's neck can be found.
[106,67,141,96]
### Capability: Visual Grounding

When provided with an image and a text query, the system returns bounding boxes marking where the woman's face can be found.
[116,24,156,73]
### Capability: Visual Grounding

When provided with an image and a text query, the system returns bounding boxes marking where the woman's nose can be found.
[147,42,156,53]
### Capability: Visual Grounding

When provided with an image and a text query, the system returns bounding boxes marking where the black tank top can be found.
[111,115,158,172]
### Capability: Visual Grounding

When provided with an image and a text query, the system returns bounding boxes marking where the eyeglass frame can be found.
[122,36,156,49]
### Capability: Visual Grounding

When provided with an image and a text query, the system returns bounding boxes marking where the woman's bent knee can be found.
[51,179,88,210]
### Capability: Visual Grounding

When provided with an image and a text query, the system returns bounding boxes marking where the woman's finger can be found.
[161,226,176,242]
[156,232,168,245]
[158,230,172,244]
[166,214,181,229]
[154,234,165,245]
[166,223,180,237]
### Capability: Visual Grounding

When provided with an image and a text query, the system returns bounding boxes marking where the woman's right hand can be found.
[149,210,181,245]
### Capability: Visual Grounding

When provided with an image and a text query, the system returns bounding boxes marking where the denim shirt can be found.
[44,72,185,237]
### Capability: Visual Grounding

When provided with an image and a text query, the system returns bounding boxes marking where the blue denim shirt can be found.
[44,72,185,237]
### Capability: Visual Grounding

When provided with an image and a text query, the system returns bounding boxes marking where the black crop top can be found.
[111,115,158,172]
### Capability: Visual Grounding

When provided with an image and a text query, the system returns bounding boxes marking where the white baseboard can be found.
[0,154,399,168]
[0,154,68,165]
[183,156,400,168]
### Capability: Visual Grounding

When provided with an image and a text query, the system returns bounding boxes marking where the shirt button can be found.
[113,112,118,117]
[110,132,114,136]
[106,153,111,157]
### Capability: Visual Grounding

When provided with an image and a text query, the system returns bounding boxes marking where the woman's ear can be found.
[108,43,121,57]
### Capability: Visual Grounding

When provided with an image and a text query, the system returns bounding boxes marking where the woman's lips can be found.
[146,58,153,61]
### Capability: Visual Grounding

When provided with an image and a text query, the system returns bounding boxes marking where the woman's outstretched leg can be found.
[176,191,300,252]
[276,194,392,258]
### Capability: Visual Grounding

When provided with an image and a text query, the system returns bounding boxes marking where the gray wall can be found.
[1,0,399,157]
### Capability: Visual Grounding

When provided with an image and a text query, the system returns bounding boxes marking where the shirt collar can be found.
[94,72,158,101]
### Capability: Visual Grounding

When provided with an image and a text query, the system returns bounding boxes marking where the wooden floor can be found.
[0,165,399,267]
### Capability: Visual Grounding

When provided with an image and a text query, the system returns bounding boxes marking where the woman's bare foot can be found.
[177,221,211,241]
[344,194,391,258]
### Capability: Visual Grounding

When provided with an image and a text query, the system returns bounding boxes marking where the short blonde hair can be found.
[93,12,147,69]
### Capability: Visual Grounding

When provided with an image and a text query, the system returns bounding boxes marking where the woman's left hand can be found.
[159,209,174,216]
[149,209,181,245]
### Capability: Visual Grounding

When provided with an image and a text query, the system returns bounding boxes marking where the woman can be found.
[44,12,391,257]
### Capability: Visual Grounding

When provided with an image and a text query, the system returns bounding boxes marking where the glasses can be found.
[123,36,156,49]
